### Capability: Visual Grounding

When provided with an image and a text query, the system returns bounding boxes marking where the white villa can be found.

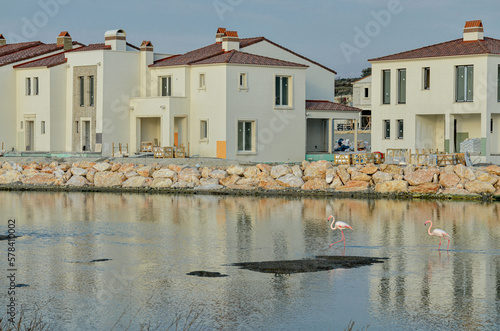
[1,28,361,162]
[369,20,500,164]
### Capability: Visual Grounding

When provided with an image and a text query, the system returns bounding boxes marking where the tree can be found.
[361,67,372,78]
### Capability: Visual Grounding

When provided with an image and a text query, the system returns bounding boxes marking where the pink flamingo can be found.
[425,220,451,251]
[328,215,353,248]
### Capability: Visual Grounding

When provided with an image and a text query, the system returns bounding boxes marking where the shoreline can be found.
[1,157,499,202]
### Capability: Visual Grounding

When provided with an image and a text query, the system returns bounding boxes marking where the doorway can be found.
[82,120,91,151]
[25,120,35,151]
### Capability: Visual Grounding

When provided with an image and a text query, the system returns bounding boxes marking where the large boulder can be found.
[94,171,126,187]
[243,166,260,178]
[301,178,328,190]
[454,164,475,180]
[0,170,22,184]
[71,167,88,177]
[276,174,304,188]
[486,165,500,176]
[439,173,460,188]
[408,183,440,193]
[271,164,292,179]
[93,162,112,172]
[21,173,57,186]
[66,175,91,187]
[372,171,392,185]
[464,180,496,194]
[152,168,177,179]
[209,169,228,179]
[122,176,151,188]
[303,160,332,180]
[151,178,173,188]
[178,168,201,182]
[136,166,154,177]
[350,171,371,182]
[404,169,435,186]
[220,175,241,186]
[374,180,408,193]
[360,165,378,175]
[226,165,245,176]
[335,181,370,192]
[337,166,350,185]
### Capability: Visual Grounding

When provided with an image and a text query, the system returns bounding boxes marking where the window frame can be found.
[198,73,206,90]
[423,67,430,90]
[200,119,208,141]
[26,77,31,96]
[33,77,39,95]
[383,119,391,139]
[41,121,46,134]
[497,65,500,102]
[89,75,95,106]
[237,120,256,153]
[239,72,248,91]
[382,70,391,104]
[79,76,85,106]
[397,69,406,104]
[160,75,172,97]
[397,119,404,139]
[275,75,292,108]
[364,87,369,98]
[456,65,473,102]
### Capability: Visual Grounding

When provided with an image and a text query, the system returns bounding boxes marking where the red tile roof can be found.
[69,43,111,52]
[306,100,361,112]
[368,37,500,62]
[0,43,64,67]
[217,28,226,34]
[194,50,308,68]
[0,41,43,57]
[225,31,238,38]
[58,31,71,37]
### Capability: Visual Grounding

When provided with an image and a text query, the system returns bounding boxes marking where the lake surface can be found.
[1,191,499,330]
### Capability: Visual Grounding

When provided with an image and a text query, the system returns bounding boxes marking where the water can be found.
[1,191,499,330]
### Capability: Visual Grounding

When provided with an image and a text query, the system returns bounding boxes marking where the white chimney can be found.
[105,29,127,51]
[216,27,226,43]
[0,34,6,46]
[140,41,154,97]
[57,31,72,51]
[463,20,484,41]
[222,31,239,52]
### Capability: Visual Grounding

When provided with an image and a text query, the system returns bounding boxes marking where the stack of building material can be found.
[460,138,481,155]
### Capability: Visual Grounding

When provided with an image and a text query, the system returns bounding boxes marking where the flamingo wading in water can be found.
[328,215,353,248]
[424,220,451,251]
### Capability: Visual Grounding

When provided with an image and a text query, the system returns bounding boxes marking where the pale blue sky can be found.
[2,0,500,77]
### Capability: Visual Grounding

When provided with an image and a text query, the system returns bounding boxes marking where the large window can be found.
[382,70,390,104]
[237,121,254,152]
[200,120,208,140]
[456,65,473,102]
[89,76,94,106]
[275,76,290,106]
[398,69,406,104]
[397,119,404,139]
[423,67,430,90]
[160,76,171,96]
[383,120,390,139]
[79,76,85,106]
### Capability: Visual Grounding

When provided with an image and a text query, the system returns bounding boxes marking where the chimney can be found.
[216,27,226,43]
[140,41,154,97]
[222,30,239,52]
[104,29,127,51]
[463,20,484,41]
[57,31,73,50]
[0,34,6,46]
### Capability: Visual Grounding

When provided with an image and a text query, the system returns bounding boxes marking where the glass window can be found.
[26,77,31,96]
[398,69,406,104]
[456,65,473,102]
[240,73,247,88]
[384,120,390,139]
[200,120,208,140]
[79,76,85,106]
[199,73,205,89]
[34,77,39,95]
[382,70,390,104]
[364,87,369,98]
[275,76,290,106]
[41,121,46,134]
[397,119,404,139]
[89,76,94,106]
[423,67,430,90]
[237,121,254,152]
[161,76,171,96]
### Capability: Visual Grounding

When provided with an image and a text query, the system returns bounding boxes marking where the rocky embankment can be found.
[0,160,499,200]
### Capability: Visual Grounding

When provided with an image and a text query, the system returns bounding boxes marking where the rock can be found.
[404,169,435,186]
[49,161,58,169]
[335,181,370,192]
[40,167,53,174]
[0,170,22,184]
[256,163,272,174]
[477,172,499,186]
[226,165,245,176]
[486,165,500,176]
[66,175,90,187]
[350,171,371,182]
[325,168,336,184]
[380,164,403,176]
[151,178,173,188]
[291,165,303,178]
[220,174,240,186]
[271,164,292,179]
[243,166,260,178]
[78,161,95,169]
[21,173,57,186]
[454,164,475,180]
[124,171,138,179]
[402,165,415,175]
[199,178,220,186]
[86,168,97,183]
[276,174,304,188]
[301,160,310,171]
[178,168,201,182]
[152,168,177,179]
[258,177,283,190]
[94,171,125,187]
[303,160,332,180]
[464,180,496,194]
[337,167,350,185]
[209,169,228,179]
[236,177,260,186]
[22,169,39,176]
[27,162,41,170]
[439,173,460,188]
[63,170,72,182]
[330,176,343,189]
[71,167,88,177]
[200,167,211,178]
[442,165,455,174]
[93,162,112,172]
[442,188,478,196]
[408,183,440,193]
[171,180,195,189]
[372,171,392,185]
[360,165,378,175]
[53,169,65,179]
[122,176,150,188]
[168,164,185,173]
[374,180,408,193]
[301,178,328,190]
[135,166,153,177]
[110,163,121,172]
[118,163,136,173]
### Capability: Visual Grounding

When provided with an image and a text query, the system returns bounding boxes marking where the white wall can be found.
[353,75,371,110]
[0,67,16,151]
[49,65,67,151]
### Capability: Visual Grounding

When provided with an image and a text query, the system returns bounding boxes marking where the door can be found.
[25,120,35,151]
[83,120,91,151]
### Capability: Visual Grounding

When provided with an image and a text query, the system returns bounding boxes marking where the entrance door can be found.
[25,121,35,151]
[83,120,91,151]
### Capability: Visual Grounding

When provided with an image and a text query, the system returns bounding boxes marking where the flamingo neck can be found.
[330,219,336,230]
[427,221,433,236]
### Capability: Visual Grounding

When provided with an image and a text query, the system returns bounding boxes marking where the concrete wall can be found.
[0,67,17,151]
[352,75,371,110]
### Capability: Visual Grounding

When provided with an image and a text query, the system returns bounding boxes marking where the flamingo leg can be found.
[446,238,450,251]
[329,230,346,248]
[329,238,343,247]
[438,237,442,250]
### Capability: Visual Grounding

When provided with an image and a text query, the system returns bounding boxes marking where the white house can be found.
[369,20,500,164]
[352,74,372,130]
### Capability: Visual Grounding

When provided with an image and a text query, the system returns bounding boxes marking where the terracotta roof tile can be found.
[14,52,67,69]
[217,28,226,34]
[69,43,111,52]
[306,100,361,112]
[193,50,308,68]
[368,37,500,62]
[58,31,71,37]
[0,43,63,67]
[225,31,238,38]
[0,41,43,57]
[465,20,482,28]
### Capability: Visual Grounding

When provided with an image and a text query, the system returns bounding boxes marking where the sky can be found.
[1,0,500,78]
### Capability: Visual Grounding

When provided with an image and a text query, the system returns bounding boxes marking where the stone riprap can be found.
[1,160,499,199]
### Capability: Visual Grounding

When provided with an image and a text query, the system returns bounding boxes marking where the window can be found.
[423,67,430,90]
[237,121,254,152]
[79,76,84,106]
[200,120,208,140]
[382,70,390,104]
[89,76,94,106]
[199,73,205,89]
[26,77,31,95]
[76,121,79,133]
[275,76,290,106]
[456,65,473,102]
[398,69,406,104]
[383,120,390,139]
[20,121,23,130]
[491,118,494,133]
[41,121,46,134]
[364,87,369,98]
[239,73,247,89]
[160,76,172,96]
[34,77,39,95]
[397,119,404,139]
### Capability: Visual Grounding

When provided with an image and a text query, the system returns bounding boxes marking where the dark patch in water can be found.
[230,256,387,274]
[89,259,112,263]
[187,271,228,277]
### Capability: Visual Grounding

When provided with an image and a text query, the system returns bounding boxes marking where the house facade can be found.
[369,20,500,164]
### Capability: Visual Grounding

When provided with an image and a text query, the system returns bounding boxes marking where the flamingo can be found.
[327,215,353,248]
[424,220,451,251]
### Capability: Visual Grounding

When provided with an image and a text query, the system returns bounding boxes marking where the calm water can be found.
[1,191,499,330]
